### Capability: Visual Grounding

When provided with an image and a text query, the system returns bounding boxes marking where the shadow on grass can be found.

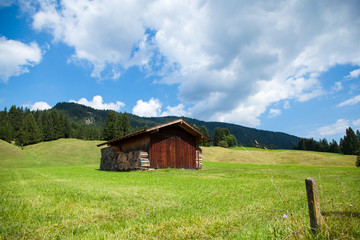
[323,211,360,218]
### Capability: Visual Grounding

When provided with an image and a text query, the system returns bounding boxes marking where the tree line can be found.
[293,127,360,155]
[0,106,133,146]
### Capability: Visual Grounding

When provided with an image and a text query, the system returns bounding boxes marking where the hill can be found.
[54,102,300,149]
[0,139,101,168]
[0,139,355,168]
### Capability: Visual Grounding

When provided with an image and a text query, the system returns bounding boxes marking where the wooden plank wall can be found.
[111,134,150,153]
[149,126,196,169]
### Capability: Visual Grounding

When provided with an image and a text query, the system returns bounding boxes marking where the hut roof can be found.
[97,118,210,147]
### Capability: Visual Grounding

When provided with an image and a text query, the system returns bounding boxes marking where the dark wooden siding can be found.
[149,126,196,169]
[111,133,150,153]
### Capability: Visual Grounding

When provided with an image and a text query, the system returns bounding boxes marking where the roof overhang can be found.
[97,118,210,147]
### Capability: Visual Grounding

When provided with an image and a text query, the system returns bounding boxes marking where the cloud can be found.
[269,109,281,118]
[308,119,350,138]
[0,36,42,83]
[337,95,360,107]
[345,68,360,79]
[352,118,360,128]
[69,95,125,111]
[132,98,162,117]
[331,81,343,92]
[30,101,52,111]
[308,118,360,139]
[161,104,189,117]
[132,98,190,117]
[30,0,360,126]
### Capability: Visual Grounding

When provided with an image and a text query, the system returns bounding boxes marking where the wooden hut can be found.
[97,118,210,171]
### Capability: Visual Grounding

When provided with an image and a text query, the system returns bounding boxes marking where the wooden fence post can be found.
[305,177,323,235]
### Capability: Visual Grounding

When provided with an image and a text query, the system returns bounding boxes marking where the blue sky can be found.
[1,0,360,143]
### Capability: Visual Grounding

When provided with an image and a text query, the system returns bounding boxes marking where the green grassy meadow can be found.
[0,139,359,239]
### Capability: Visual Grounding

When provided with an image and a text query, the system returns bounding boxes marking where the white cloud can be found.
[132,98,189,117]
[283,101,290,109]
[332,81,343,92]
[337,95,360,107]
[69,95,125,111]
[30,0,360,126]
[0,36,42,83]
[30,101,52,111]
[309,119,350,138]
[132,98,162,117]
[308,118,360,140]
[353,118,360,128]
[269,109,281,118]
[161,104,189,117]
[345,68,360,79]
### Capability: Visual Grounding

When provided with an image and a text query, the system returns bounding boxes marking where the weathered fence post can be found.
[305,177,323,235]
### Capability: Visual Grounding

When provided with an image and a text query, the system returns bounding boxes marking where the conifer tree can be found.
[9,105,24,142]
[0,108,12,142]
[17,111,42,146]
[213,127,223,146]
[329,139,340,153]
[42,111,55,141]
[340,127,360,155]
[103,111,118,140]
[199,125,210,147]
[120,112,131,136]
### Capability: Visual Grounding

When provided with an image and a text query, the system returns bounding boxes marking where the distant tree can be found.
[63,114,71,138]
[103,111,118,140]
[50,109,63,139]
[8,105,24,142]
[319,138,330,152]
[356,154,360,167]
[218,140,229,148]
[118,112,131,136]
[213,127,223,146]
[0,108,12,143]
[356,130,360,141]
[340,127,360,155]
[224,134,237,147]
[17,111,42,146]
[199,125,210,147]
[329,139,340,153]
[42,111,55,141]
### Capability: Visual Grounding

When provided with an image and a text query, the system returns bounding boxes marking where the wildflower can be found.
[283,214,288,219]
[146,213,149,215]
[54,224,58,227]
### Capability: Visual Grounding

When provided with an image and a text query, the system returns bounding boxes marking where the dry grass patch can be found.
[202,147,356,167]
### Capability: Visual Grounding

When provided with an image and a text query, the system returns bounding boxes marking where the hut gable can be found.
[97,119,209,170]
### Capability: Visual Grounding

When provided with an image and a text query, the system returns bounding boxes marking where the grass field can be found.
[0,139,359,239]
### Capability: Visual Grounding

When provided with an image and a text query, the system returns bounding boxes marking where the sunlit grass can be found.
[0,139,359,239]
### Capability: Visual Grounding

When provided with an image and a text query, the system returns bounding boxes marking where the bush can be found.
[356,155,360,167]
[218,140,229,148]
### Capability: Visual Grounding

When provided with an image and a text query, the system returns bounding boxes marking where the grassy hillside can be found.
[202,146,357,167]
[0,139,359,239]
[0,139,102,168]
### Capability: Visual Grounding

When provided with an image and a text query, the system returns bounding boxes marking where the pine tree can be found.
[9,105,24,142]
[103,111,118,140]
[340,127,360,155]
[120,112,131,136]
[213,127,223,146]
[63,114,71,138]
[0,108,13,142]
[18,111,42,145]
[199,125,210,147]
[329,139,340,153]
[42,111,55,141]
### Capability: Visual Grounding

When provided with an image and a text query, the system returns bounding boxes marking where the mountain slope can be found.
[54,102,300,149]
